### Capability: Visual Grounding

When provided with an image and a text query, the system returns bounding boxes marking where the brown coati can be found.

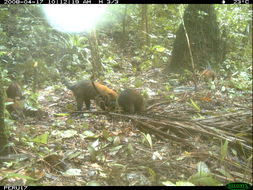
[6,82,23,99]
[117,88,145,114]
[5,98,25,118]
[200,69,216,81]
[91,81,118,111]
[62,78,118,111]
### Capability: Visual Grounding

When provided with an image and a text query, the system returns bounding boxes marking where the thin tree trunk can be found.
[144,5,150,47]
[88,29,103,80]
[139,5,150,47]
[0,71,9,156]
[122,5,128,53]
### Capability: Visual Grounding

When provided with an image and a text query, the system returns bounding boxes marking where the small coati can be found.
[200,69,216,81]
[62,78,118,111]
[6,82,23,99]
[117,88,145,114]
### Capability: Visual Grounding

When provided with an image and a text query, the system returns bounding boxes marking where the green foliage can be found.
[1,172,37,181]
[141,132,153,150]
[0,5,251,91]
[24,90,40,111]
[189,162,221,186]
[187,99,201,112]
[134,79,143,88]
[31,133,49,145]
[220,140,228,160]
[162,181,194,186]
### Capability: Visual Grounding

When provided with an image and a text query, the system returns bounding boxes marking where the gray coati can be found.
[117,88,145,114]
[62,78,118,111]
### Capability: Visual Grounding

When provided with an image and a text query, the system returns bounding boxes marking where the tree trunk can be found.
[122,5,128,52]
[88,29,103,80]
[0,71,9,156]
[169,5,225,72]
[139,5,150,48]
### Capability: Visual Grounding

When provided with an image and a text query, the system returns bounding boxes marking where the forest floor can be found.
[1,65,252,186]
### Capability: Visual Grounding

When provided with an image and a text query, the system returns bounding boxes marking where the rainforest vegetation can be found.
[0,4,252,186]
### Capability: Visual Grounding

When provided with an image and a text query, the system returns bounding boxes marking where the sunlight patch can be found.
[42,5,107,33]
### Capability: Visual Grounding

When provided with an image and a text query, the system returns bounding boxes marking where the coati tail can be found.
[91,81,101,95]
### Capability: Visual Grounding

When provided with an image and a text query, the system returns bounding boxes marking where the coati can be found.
[5,98,24,118]
[6,82,23,99]
[117,88,145,114]
[91,81,118,111]
[4,82,24,118]
[200,69,216,81]
[62,78,118,111]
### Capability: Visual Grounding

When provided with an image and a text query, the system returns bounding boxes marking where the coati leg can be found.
[91,81,117,111]
[127,103,135,114]
[122,103,135,114]
[135,104,142,113]
[76,97,84,111]
[84,98,91,110]
[95,95,106,110]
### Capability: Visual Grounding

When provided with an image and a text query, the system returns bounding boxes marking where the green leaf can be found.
[175,181,195,186]
[197,162,210,174]
[67,151,82,160]
[4,173,37,181]
[220,140,228,160]
[109,145,123,156]
[141,133,153,149]
[86,181,101,186]
[87,145,97,161]
[216,168,233,179]
[64,168,82,176]
[190,175,221,186]
[91,139,100,149]
[82,130,97,138]
[4,101,14,106]
[134,79,143,88]
[61,130,77,139]
[189,99,201,111]
[189,162,220,186]
[152,45,165,52]
[210,83,216,90]
[66,118,74,125]
[147,167,156,181]
[127,143,135,155]
[54,113,70,117]
[162,181,175,186]
[113,136,121,146]
[32,133,49,144]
